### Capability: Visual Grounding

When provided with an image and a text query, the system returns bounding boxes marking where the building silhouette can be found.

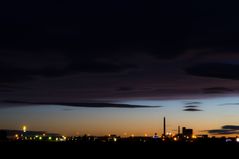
[0,130,7,141]
[182,127,193,138]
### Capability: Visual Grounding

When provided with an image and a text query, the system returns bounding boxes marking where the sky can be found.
[1,1,239,136]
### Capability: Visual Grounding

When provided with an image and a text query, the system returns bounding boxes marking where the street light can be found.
[22,125,27,133]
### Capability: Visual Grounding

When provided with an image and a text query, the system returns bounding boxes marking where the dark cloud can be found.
[68,60,136,73]
[116,87,134,92]
[0,1,238,55]
[203,87,234,94]
[0,62,34,83]
[0,57,69,83]
[0,1,239,101]
[186,63,239,80]
[0,55,136,84]
[150,53,185,59]
[184,105,198,108]
[2,100,161,108]
[0,89,13,93]
[0,1,192,60]
[207,125,239,135]
[220,103,239,106]
[0,84,32,94]
[222,125,239,130]
[183,101,202,111]
[62,108,74,111]
[183,108,202,112]
[184,101,202,105]
[207,129,237,135]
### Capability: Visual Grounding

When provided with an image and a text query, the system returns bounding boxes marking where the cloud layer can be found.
[183,101,203,112]
[202,87,234,94]
[1,1,239,102]
[207,125,239,135]
[183,108,203,112]
[2,100,161,108]
[186,63,239,80]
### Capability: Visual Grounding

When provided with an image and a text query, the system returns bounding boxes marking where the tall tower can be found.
[163,117,166,136]
[178,126,180,135]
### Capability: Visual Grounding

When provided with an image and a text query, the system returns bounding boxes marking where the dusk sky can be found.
[1,1,239,136]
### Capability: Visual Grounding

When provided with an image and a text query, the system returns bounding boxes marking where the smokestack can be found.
[163,117,166,136]
[178,126,180,135]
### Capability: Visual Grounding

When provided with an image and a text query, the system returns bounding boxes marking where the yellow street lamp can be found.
[22,125,27,133]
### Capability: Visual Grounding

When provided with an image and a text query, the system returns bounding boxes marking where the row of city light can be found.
[15,134,67,141]
[15,126,67,142]
[18,125,239,143]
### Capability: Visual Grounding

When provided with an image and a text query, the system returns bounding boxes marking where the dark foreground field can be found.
[0,141,238,157]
